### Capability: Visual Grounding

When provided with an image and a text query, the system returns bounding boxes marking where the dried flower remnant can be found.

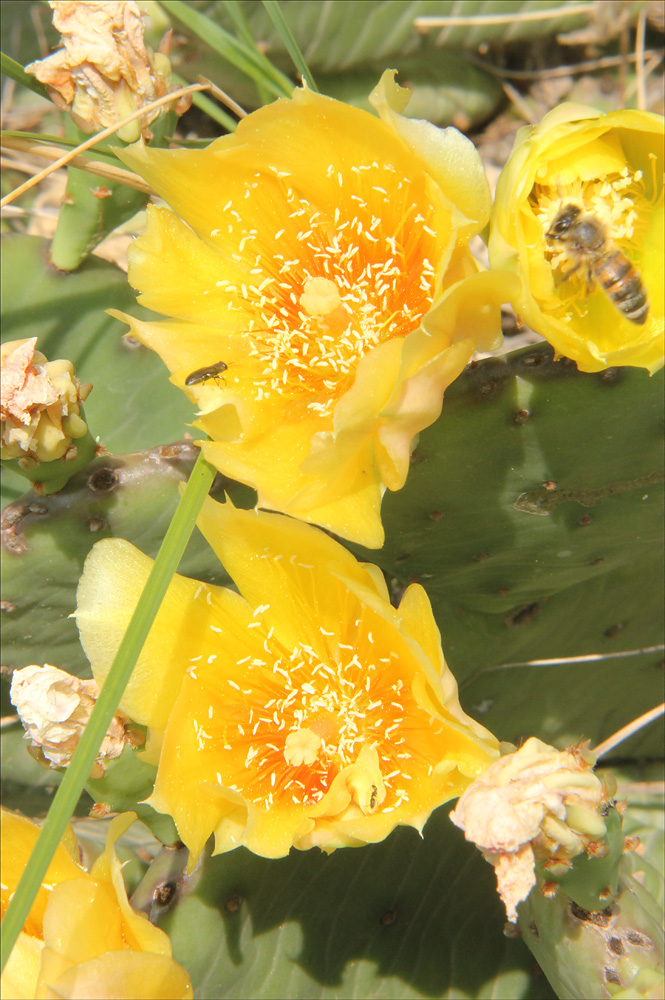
[450,737,607,922]
[25,1,185,142]
[9,663,134,779]
[75,498,499,862]
[112,70,512,547]
[489,103,664,373]
[0,809,193,1000]
[1,337,92,469]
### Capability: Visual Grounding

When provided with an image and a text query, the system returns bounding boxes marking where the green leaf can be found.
[349,347,664,757]
[159,0,293,98]
[239,1,598,72]
[262,0,318,90]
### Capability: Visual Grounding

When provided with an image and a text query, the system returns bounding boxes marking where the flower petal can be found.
[40,951,194,1000]
[370,70,491,239]
[75,538,246,729]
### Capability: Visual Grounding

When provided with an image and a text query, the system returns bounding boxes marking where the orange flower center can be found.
[199,629,443,813]
[223,161,441,414]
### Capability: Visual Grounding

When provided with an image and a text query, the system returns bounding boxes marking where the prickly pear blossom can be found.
[0,809,192,1000]
[489,103,664,374]
[25,1,184,142]
[75,499,499,862]
[450,737,607,922]
[111,71,511,547]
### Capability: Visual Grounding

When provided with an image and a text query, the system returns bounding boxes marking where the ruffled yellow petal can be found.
[195,496,384,649]
[124,205,251,325]
[36,813,191,998]
[370,70,491,240]
[1,931,43,999]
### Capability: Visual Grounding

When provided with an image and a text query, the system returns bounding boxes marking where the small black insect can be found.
[184,361,228,387]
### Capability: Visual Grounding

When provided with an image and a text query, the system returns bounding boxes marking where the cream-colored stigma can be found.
[283,727,323,767]
[300,277,341,317]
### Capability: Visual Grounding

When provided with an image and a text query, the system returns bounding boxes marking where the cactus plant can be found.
[1,2,663,997]
[2,240,662,994]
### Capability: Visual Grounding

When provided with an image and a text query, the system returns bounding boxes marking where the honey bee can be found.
[184,361,228,387]
[546,203,648,325]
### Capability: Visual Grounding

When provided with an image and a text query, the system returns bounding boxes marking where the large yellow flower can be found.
[111,71,510,548]
[0,809,192,1000]
[489,103,664,373]
[75,499,499,863]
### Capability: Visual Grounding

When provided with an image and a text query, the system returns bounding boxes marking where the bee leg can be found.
[559,260,581,282]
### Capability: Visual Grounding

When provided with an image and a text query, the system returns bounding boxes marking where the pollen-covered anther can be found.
[283,727,323,766]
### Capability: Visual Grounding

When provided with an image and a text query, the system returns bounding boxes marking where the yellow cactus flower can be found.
[1,810,192,999]
[111,71,512,548]
[489,103,664,373]
[75,499,499,863]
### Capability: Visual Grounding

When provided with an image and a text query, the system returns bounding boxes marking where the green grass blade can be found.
[262,0,318,91]
[1,52,49,100]
[223,0,262,51]
[0,447,216,973]
[223,0,274,105]
[160,0,293,98]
